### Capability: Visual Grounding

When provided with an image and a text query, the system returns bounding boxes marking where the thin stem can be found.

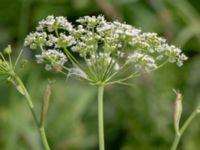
[106,60,169,85]
[14,48,24,69]
[106,71,139,85]
[8,53,13,68]
[83,55,98,81]
[170,108,199,150]
[14,75,35,111]
[39,127,50,150]
[98,85,105,150]
[14,75,50,150]
[63,47,84,69]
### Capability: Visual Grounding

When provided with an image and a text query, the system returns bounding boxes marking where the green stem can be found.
[171,109,198,150]
[98,85,105,150]
[171,134,181,150]
[39,127,50,150]
[14,75,50,150]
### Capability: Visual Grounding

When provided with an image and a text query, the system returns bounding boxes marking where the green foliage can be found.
[1,0,200,149]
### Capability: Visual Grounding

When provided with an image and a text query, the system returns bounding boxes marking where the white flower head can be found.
[25,15,187,84]
[46,34,58,47]
[36,15,73,32]
[35,49,67,72]
[24,32,47,49]
[56,33,76,48]
[77,15,106,29]
[127,52,157,71]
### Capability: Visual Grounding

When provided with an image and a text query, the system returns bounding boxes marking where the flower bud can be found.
[3,45,12,55]
[174,90,182,135]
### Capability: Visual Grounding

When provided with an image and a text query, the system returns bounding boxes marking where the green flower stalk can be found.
[24,15,187,150]
[0,46,50,150]
[174,90,183,136]
[171,92,200,150]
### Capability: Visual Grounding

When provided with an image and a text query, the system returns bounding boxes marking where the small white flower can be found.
[35,54,44,63]
[46,34,58,46]
[77,16,104,29]
[127,52,157,71]
[24,32,47,49]
[177,54,188,67]
[36,15,73,32]
[56,33,76,48]
[45,64,52,71]
[35,49,67,72]
[114,63,120,71]
[37,15,55,32]
[55,16,73,31]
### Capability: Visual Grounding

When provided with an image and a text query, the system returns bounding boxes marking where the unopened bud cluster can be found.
[0,46,14,78]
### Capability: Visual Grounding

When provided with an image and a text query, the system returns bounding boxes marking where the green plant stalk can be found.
[98,85,105,150]
[14,75,50,150]
[171,108,199,150]
[39,127,50,150]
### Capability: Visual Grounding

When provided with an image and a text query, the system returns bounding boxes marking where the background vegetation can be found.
[0,0,200,149]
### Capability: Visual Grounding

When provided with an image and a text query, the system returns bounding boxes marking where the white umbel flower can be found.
[25,15,187,84]
[127,52,157,71]
[36,15,73,32]
[35,49,67,72]
[46,34,58,46]
[24,32,47,49]
[56,33,76,48]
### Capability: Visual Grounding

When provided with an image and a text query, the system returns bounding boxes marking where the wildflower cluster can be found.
[35,50,67,72]
[24,15,187,85]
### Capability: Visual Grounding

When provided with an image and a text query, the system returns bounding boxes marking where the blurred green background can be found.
[0,0,200,149]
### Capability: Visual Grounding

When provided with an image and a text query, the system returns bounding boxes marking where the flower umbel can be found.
[24,15,187,85]
[35,49,67,72]
[24,32,47,49]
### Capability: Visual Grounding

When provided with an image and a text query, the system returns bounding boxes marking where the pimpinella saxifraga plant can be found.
[24,15,187,150]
